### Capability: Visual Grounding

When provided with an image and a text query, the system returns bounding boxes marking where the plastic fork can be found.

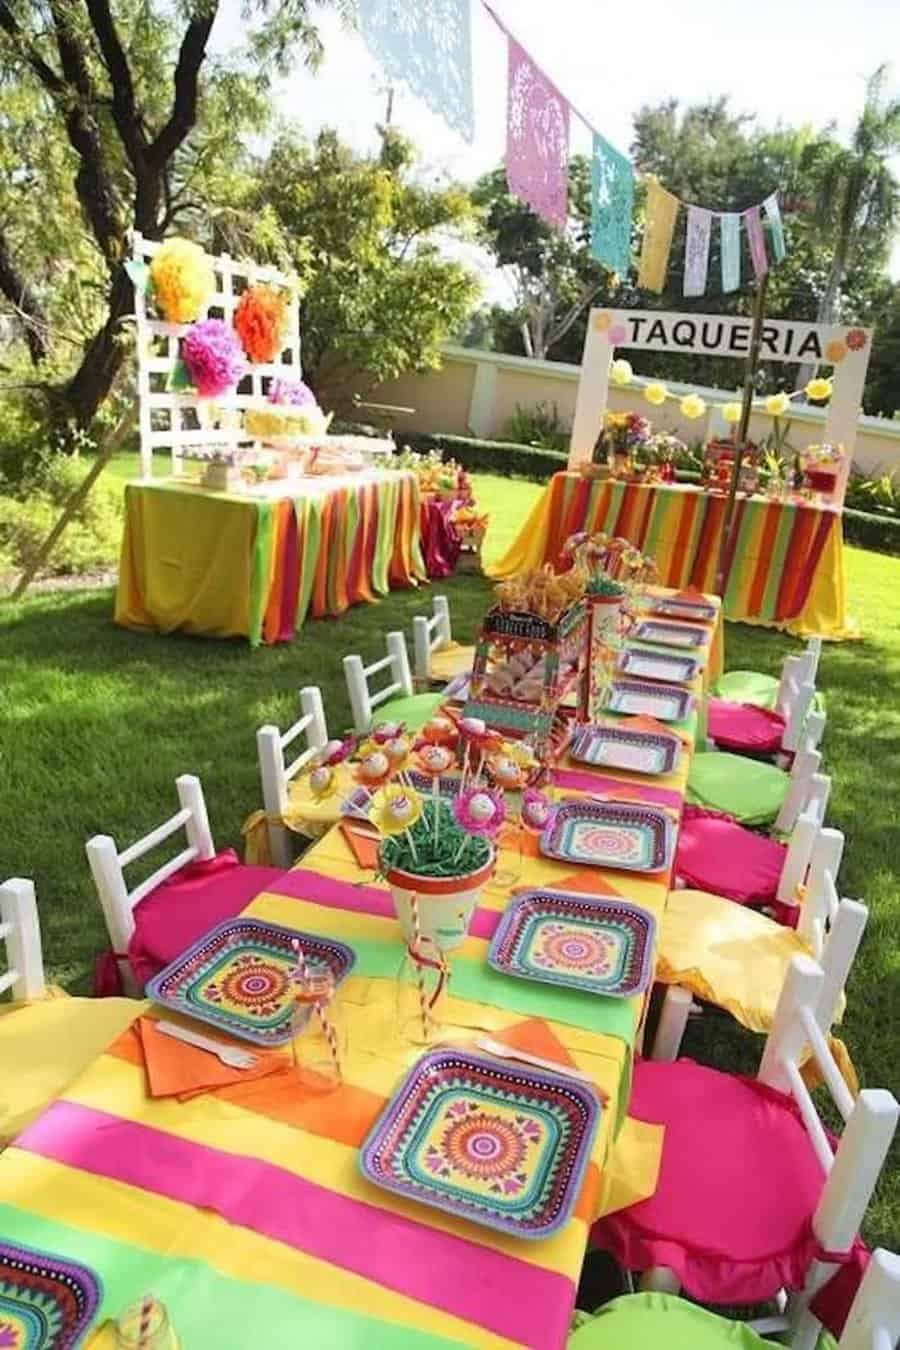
[476,1037,603,1095]
[155,1020,257,1070]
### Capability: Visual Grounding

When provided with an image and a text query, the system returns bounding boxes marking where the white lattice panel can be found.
[132,232,302,477]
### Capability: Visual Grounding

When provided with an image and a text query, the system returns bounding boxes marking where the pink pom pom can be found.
[182,319,246,398]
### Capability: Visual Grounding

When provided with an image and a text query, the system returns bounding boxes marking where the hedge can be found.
[842,507,900,557]
[395,430,567,481]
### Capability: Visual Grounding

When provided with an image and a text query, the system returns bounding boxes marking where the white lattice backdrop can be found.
[132,232,301,477]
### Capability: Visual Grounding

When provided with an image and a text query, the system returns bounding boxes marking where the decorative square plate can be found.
[617,648,701,684]
[540,799,674,873]
[570,723,681,776]
[606,678,693,723]
[360,1049,600,1239]
[0,1239,101,1348]
[650,596,717,623]
[147,918,356,1046]
[488,889,656,998]
[632,619,709,649]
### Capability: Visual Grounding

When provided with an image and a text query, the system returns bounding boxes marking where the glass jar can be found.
[114,1297,176,1350]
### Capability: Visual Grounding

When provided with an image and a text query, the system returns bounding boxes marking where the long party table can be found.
[0,593,722,1347]
[488,472,855,640]
[115,469,427,646]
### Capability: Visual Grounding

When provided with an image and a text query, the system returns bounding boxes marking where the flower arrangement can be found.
[234,284,290,363]
[245,402,332,441]
[394,447,473,502]
[181,319,246,398]
[150,238,215,323]
[452,504,489,549]
[595,410,653,475]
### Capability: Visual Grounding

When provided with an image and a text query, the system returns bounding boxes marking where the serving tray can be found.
[606,678,693,723]
[540,799,674,873]
[360,1048,600,1239]
[0,1239,101,1349]
[618,647,701,684]
[570,722,681,776]
[147,917,356,1046]
[488,889,656,999]
[649,596,717,623]
[632,619,710,649]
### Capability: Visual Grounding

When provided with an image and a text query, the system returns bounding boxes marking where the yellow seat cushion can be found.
[0,993,146,1141]
[428,641,474,684]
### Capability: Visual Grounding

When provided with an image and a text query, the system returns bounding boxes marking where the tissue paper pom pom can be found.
[268,378,317,407]
[182,319,246,398]
[150,238,214,323]
[234,284,289,363]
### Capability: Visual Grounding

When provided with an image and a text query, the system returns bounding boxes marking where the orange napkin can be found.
[137,1017,291,1101]
[491,1018,607,1105]
[621,713,690,746]
[340,821,379,869]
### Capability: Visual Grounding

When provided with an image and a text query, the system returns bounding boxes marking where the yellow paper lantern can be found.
[765,392,790,417]
[680,394,707,420]
[805,377,834,403]
[644,383,668,406]
[610,359,633,387]
[722,403,742,424]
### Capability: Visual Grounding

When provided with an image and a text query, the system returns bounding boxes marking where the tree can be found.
[472,157,619,362]
[238,127,480,407]
[0,0,344,430]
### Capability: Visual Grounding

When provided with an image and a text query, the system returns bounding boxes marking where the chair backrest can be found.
[839,1248,900,1350]
[802,709,826,753]
[257,687,328,819]
[757,956,899,1349]
[781,678,817,753]
[776,803,823,906]
[802,637,823,688]
[413,595,452,682]
[86,774,215,955]
[774,748,823,833]
[343,632,414,734]
[0,878,45,1001]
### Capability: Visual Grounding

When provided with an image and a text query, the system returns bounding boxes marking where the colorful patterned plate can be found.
[540,799,674,873]
[360,1048,600,1239]
[488,889,656,998]
[618,648,701,684]
[650,597,717,623]
[0,1239,101,1348]
[147,918,356,1046]
[570,723,681,776]
[632,619,709,649]
[606,678,693,723]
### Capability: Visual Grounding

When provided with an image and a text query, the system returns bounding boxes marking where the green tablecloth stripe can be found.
[761,502,797,621]
[248,499,276,648]
[295,494,323,627]
[0,1205,465,1350]
[372,477,398,595]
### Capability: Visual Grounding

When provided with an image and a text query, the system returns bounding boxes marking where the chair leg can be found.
[651,985,693,1061]
[639,1267,681,1294]
[267,821,293,870]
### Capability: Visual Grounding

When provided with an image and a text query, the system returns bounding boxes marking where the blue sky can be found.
[214,0,900,285]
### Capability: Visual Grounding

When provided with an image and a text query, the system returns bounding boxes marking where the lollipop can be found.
[458,716,487,739]
[369,784,424,835]
[319,737,355,766]
[415,744,455,777]
[308,765,336,799]
[384,734,411,766]
[454,787,506,839]
[371,721,404,745]
[488,753,527,791]
[521,787,553,834]
[421,716,457,746]
[354,751,391,790]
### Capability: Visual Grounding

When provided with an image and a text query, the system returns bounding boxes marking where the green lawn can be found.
[1,466,899,1247]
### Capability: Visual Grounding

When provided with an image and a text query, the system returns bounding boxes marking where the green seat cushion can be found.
[371,690,446,734]
[687,751,788,826]
[712,670,779,710]
[569,1294,776,1349]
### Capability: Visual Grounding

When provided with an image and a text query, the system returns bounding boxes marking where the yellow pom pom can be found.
[610,359,633,386]
[644,383,668,406]
[765,392,790,417]
[805,377,833,403]
[150,238,215,324]
[722,402,742,424]
[680,394,707,420]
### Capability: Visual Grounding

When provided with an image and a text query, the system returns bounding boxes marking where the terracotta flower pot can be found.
[386,849,496,952]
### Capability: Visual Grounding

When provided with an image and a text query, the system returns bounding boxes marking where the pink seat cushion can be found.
[128,850,283,989]
[592,1059,859,1326]
[708,699,785,755]
[675,806,786,905]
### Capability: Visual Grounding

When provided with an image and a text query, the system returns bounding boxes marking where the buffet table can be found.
[488,473,855,640]
[115,469,427,645]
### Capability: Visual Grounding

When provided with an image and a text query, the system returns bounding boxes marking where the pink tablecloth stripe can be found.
[267,868,501,942]
[551,767,683,810]
[19,1102,574,1349]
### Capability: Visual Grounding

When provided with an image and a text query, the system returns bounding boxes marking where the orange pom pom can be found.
[233,284,289,364]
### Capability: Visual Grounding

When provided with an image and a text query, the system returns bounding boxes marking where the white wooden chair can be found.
[343,631,445,735]
[256,686,328,867]
[628,956,898,1350]
[86,774,215,992]
[412,595,452,683]
[0,879,143,1143]
[840,1248,900,1350]
[654,825,867,1061]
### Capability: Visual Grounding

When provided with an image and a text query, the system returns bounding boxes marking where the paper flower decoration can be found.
[680,394,707,420]
[453,787,506,838]
[846,329,867,351]
[825,339,847,364]
[610,359,633,387]
[722,402,742,424]
[521,787,553,833]
[181,319,246,398]
[268,378,317,407]
[234,284,289,364]
[805,377,833,403]
[644,383,668,407]
[369,784,424,836]
[308,765,336,799]
[415,745,455,777]
[765,392,790,417]
[150,238,214,323]
[593,311,613,332]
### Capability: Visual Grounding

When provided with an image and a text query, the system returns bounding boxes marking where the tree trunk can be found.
[63,267,134,426]
[0,226,49,365]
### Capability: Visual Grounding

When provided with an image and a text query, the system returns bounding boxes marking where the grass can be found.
[1,465,899,1248]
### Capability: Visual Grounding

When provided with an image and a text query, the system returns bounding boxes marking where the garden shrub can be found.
[0,456,122,577]
[504,401,570,452]
[396,430,567,481]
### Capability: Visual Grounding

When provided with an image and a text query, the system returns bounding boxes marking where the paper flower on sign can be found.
[825,339,847,364]
[846,329,867,351]
[149,238,214,323]
[644,383,668,407]
[453,787,506,838]
[722,402,742,424]
[593,312,613,332]
[680,394,707,420]
[805,377,833,403]
[765,392,790,417]
[610,359,633,387]
[181,319,246,398]
[369,784,424,836]
[234,284,289,364]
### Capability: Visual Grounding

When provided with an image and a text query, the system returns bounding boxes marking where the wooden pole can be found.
[715,273,770,595]
[11,397,137,601]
